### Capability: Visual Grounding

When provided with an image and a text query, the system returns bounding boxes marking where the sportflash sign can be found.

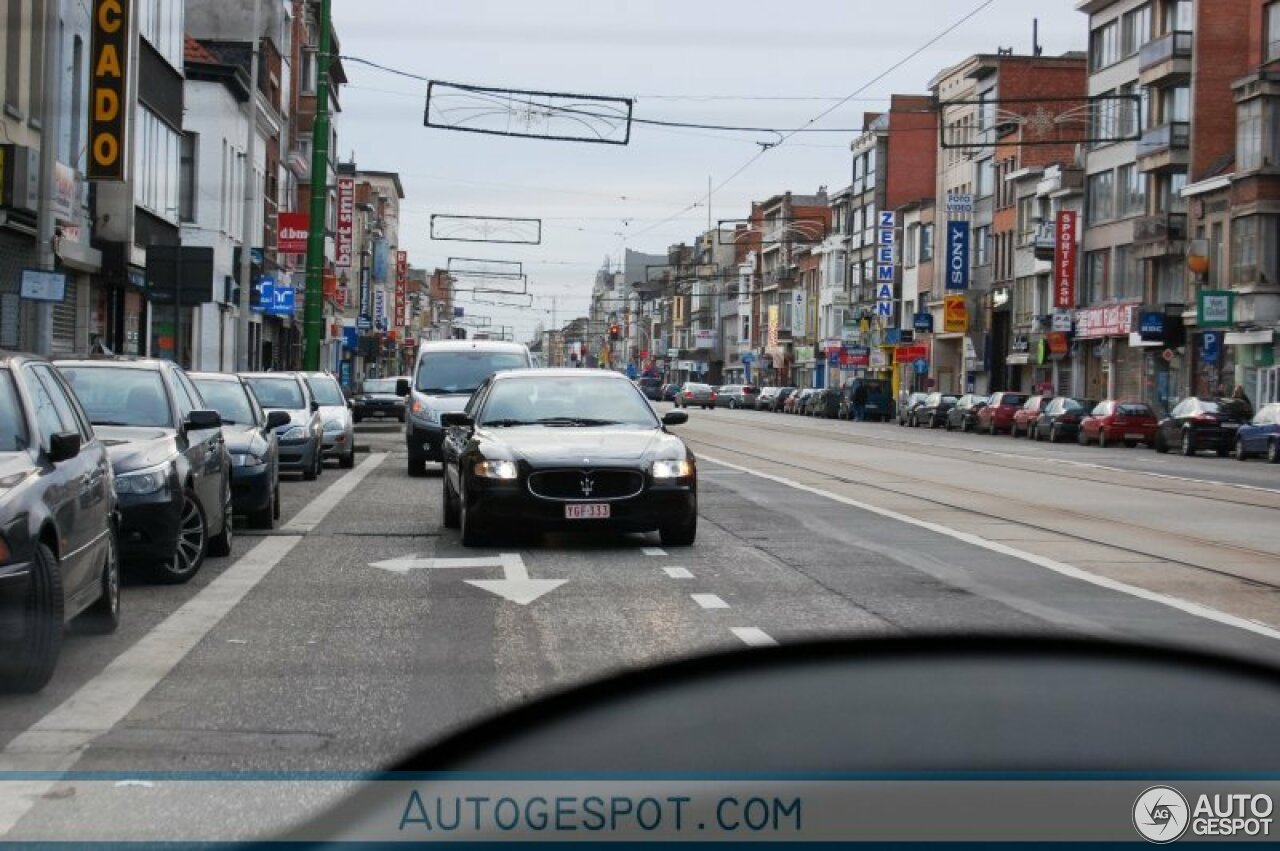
[395,251,408,327]
[88,0,130,181]
[1054,211,1077,309]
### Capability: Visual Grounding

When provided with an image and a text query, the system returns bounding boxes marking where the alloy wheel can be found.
[174,495,207,576]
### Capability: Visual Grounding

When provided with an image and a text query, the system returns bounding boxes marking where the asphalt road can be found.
[1,409,1277,840]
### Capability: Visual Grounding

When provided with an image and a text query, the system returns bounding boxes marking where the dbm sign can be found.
[88,0,130,181]
[946,221,970,291]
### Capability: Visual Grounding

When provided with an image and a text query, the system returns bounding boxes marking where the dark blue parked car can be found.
[1233,402,1280,463]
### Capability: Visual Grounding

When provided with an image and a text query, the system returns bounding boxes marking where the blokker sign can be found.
[88,0,131,181]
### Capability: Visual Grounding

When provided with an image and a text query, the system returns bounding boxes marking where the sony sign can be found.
[946,221,970,291]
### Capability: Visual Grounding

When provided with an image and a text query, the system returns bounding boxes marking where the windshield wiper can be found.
[535,417,624,427]
[421,388,476,395]
[92,420,136,427]
[481,419,536,428]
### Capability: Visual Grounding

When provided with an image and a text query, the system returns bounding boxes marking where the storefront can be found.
[1224,329,1277,404]
[1073,302,1139,401]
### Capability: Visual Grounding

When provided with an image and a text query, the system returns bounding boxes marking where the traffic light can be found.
[609,323,621,340]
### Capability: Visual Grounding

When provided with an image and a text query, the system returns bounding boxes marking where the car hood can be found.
[479,426,679,467]
[360,393,402,402]
[318,404,350,421]
[96,426,179,472]
[221,423,269,456]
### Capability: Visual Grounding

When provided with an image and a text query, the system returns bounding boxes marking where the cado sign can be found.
[88,0,131,181]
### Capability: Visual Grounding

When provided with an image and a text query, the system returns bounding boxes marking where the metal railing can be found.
[1138,121,1190,158]
[1139,31,1193,73]
[1133,212,1188,244]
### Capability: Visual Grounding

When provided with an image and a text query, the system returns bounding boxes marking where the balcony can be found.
[1133,212,1188,259]
[1136,122,1190,172]
[1138,31,1193,87]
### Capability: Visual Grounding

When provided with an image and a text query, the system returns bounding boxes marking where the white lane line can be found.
[281,452,388,532]
[663,567,694,579]
[698,452,1280,644]
[641,547,667,557]
[0,452,387,837]
[692,594,730,610]
[732,627,779,647]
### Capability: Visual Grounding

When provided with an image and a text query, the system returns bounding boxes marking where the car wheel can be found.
[302,448,318,481]
[273,485,281,520]
[340,447,355,469]
[1050,425,1061,443]
[730,399,738,409]
[407,455,427,477]
[1181,429,1196,457]
[659,510,697,547]
[0,542,63,694]
[1077,429,1088,446]
[249,490,275,529]
[1235,438,1248,462]
[944,419,953,432]
[1216,446,1230,458]
[1125,440,1139,448]
[1098,431,1108,449]
[459,481,488,547]
[207,479,234,557]
[442,470,461,529]
[140,490,207,584]
[1268,440,1279,464]
[1154,431,1170,454]
[76,530,121,635]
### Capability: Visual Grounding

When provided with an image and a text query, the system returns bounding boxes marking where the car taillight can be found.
[1192,414,1219,424]
[684,391,692,398]
[1060,414,1079,423]
[711,393,718,400]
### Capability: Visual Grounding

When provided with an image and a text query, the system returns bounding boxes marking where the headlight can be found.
[651,459,693,479]
[232,452,267,468]
[411,401,440,424]
[324,418,345,433]
[114,464,170,495]
[473,459,518,480]
[281,425,308,441]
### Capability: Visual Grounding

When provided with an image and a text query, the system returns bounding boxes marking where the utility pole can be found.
[302,0,333,371]
[34,0,63,356]
[236,0,262,371]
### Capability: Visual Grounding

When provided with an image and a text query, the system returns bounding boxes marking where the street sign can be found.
[914,358,928,375]
[19,269,67,302]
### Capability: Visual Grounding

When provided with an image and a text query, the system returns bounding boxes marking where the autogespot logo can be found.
[1134,786,1190,843]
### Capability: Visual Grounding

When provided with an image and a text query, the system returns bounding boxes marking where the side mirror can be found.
[266,410,292,430]
[662,411,688,426]
[186,409,222,431]
[440,412,473,429]
[310,400,320,413]
[395,378,411,397]
[346,399,354,409]
[47,431,82,463]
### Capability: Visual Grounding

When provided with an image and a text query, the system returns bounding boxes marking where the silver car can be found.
[241,373,325,481]
[302,372,356,469]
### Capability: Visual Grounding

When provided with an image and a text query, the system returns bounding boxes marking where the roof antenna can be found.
[1033,18,1043,56]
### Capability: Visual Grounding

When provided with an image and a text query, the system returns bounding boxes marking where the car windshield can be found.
[1117,403,1152,416]
[480,376,658,427]
[1000,394,1029,405]
[416,352,528,394]
[58,366,172,428]
[244,377,305,410]
[363,379,398,394]
[192,380,255,425]
[305,376,346,406]
[0,372,29,451]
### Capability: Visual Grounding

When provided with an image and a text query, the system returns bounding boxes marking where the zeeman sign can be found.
[89,0,130,181]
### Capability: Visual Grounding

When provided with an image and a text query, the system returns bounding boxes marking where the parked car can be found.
[242,372,325,480]
[635,376,663,401]
[975,392,1028,435]
[772,387,797,412]
[786,388,812,414]
[675,382,716,409]
[57,358,233,584]
[945,394,988,432]
[1153,397,1252,457]
[911,393,959,428]
[1078,399,1159,448]
[303,372,356,469]
[716,384,760,409]
[1234,402,1280,463]
[190,373,288,529]
[1,353,119,693]
[660,383,682,402]
[1033,396,1098,443]
[1011,395,1049,438]
[838,379,895,422]
[351,377,406,423]
[897,392,929,426]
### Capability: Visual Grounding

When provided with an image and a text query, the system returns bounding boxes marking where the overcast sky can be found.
[331,0,1087,341]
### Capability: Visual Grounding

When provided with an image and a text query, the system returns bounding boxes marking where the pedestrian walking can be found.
[1232,384,1253,416]
[852,382,869,422]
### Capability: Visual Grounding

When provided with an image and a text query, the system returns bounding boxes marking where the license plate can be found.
[1125,433,1144,440]
[566,504,610,520]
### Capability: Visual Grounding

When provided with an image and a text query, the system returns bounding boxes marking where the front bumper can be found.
[0,560,33,641]
[355,401,403,418]
[469,481,696,534]
[1188,426,1237,449]
[407,421,444,461]
[278,438,318,472]
[231,463,273,514]
[117,488,183,565]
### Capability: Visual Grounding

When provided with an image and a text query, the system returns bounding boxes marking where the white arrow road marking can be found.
[368,553,566,605]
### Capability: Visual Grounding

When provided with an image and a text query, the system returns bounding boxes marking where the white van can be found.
[399,340,533,475]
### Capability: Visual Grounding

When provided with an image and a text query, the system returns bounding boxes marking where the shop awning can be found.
[1224,329,1274,346]
[56,240,103,274]
[1006,354,1031,365]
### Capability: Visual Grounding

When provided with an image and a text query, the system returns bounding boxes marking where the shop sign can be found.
[279,212,309,254]
[1202,330,1221,364]
[336,177,355,268]
[1139,311,1165,342]
[896,343,929,362]
[913,312,933,332]
[1011,335,1030,354]
[943,294,967,332]
[1046,331,1070,356]
[1197,290,1234,328]
[88,0,130,181]
[946,222,970,291]
[1054,211,1077,308]
[1074,302,1137,339]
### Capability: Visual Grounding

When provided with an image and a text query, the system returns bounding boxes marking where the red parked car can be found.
[1010,395,1048,438]
[1078,400,1159,448]
[975,391,1029,435]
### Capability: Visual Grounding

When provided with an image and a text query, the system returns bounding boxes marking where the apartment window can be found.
[904,225,917,269]
[301,50,317,94]
[1090,21,1120,71]
[1116,82,1140,139]
[1121,4,1151,57]
[973,225,991,267]
[1017,196,1036,243]
[1159,0,1192,34]
[178,133,196,222]
[864,149,877,189]
[1155,171,1187,213]
[1155,260,1184,303]
[5,0,22,114]
[1113,244,1142,300]
[976,157,994,198]
[136,0,184,71]
[28,0,42,125]
[1116,164,1146,217]
[1087,170,1115,222]
[1268,2,1280,62]
[1159,85,1190,124]
[134,109,182,223]
[1013,277,1035,322]
[1036,275,1051,315]
[1232,216,1260,284]
[219,139,228,232]
[1085,249,1110,303]
[919,223,934,261]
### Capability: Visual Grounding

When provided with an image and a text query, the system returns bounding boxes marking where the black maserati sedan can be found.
[55,359,233,584]
[441,369,697,548]
[1,352,120,692]
[190,372,290,529]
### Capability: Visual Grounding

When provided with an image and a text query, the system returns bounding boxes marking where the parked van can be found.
[399,341,533,475]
